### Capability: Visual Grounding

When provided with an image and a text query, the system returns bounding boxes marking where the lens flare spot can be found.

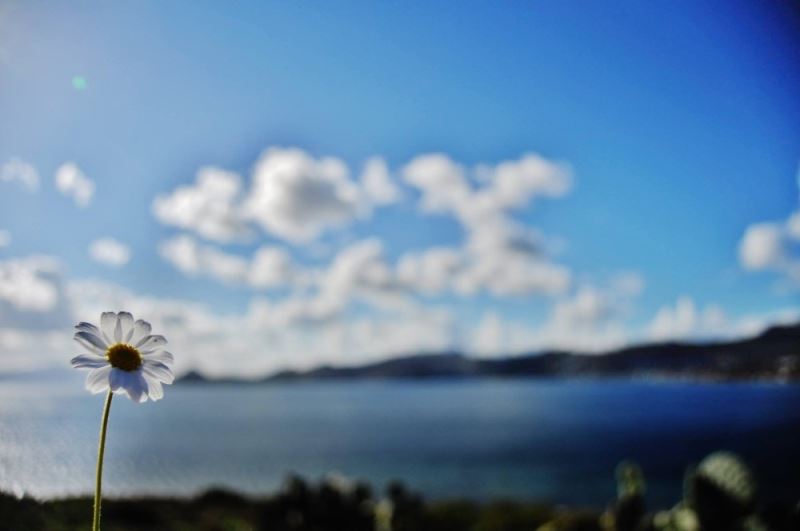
[72,76,88,91]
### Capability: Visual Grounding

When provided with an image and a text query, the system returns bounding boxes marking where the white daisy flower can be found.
[70,311,175,403]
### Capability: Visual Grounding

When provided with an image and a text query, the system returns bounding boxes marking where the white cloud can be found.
[739,222,785,271]
[89,238,131,267]
[159,235,413,316]
[55,162,94,207]
[397,247,462,294]
[159,235,249,284]
[248,246,296,289]
[153,148,407,245]
[402,152,571,227]
[396,222,571,298]
[0,260,794,378]
[0,256,61,312]
[319,239,401,303]
[459,275,644,358]
[646,296,800,345]
[457,252,571,297]
[0,230,10,248]
[360,157,401,206]
[256,239,412,324]
[609,271,646,297]
[401,152,573,298]
[468,276,643,357]
[0,328,70,373]
[158,234,307,291]
[647,296,738,342]
[786,211,800,240]
[738,177,800,286]
[159,150,576,302]
[402,154,470,214]
[0,255,71,332]
[471,311,506,356]
[153,167,251,243]
[243,148,362,243]
[551,286,613,327]
[246,297,453,369]
[1,158,39,192]
[457,221,570,296]
[56,278,455,377]
[473,153,572,213]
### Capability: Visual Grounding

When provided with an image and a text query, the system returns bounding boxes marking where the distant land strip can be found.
[179,322,800,384]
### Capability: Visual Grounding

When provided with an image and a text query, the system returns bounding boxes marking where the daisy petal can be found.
[109,368,132,393]
[143,359,174,384]
[129,319,152,345]
[74,331,108,353]
[118,312,135,343]
[136,334,167,350]
[85,366,112,393]
[113,317,123,343]
[75,322,101,335]
[71,354,109,370]
[126,373,148,403]
[144,374,164,401]
[100,312,118,344]
[143,350,174,364]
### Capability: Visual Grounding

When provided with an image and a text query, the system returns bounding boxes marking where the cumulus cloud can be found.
[157,151,575,300]
[8,267,435,375]
[57,278,454,377]
[159,234,309,291]
[787,211,800,240]
[1,158,39,192]
[738,176,800,286]
[153,167,251,243]
[645,296,799,344]
[402,154,470,214]
[739,223,785,271]
[89,238,131,267]
[456,221,571,296]
[0,328,71,373]
[0,256,61,312]
[401,152,573,297]
[248,239,412,325]
[0,255,71,330]
[468,275,644,357]
[397,247,462,294]
[648,296,737,342]
[360,157,401,206]
[402,152,571,226]
[55,162,94,207]
[0,230,10,248]
[0,257,794,378]
[248,246,296,289]
[154,148,406,245]
[158,235,423,329]
[159,234,249,284]
[243,148,362,243]
[152,147,569,301]
[470,311,507,356]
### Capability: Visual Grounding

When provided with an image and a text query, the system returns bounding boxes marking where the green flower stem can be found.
[93,390,114,531]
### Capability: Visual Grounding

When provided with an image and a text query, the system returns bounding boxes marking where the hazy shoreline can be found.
[177,322,800,385]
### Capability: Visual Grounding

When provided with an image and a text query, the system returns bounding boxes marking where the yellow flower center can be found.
[106,343,142,372]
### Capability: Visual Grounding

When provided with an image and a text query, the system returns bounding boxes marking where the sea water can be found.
[1,375,798,507]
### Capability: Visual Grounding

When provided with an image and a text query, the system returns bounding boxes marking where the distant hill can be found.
[178,322,800,384]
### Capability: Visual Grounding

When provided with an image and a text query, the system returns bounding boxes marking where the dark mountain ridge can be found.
[179,322,800,384]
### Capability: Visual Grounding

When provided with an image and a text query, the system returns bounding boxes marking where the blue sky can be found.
[1,1,799,376]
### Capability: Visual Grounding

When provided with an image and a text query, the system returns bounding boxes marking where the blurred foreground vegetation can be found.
[2,452,798,531]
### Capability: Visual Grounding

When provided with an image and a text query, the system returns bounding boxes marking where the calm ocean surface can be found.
[1,376,799,507]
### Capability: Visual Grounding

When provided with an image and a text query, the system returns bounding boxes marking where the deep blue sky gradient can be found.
[1,0,799,327]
